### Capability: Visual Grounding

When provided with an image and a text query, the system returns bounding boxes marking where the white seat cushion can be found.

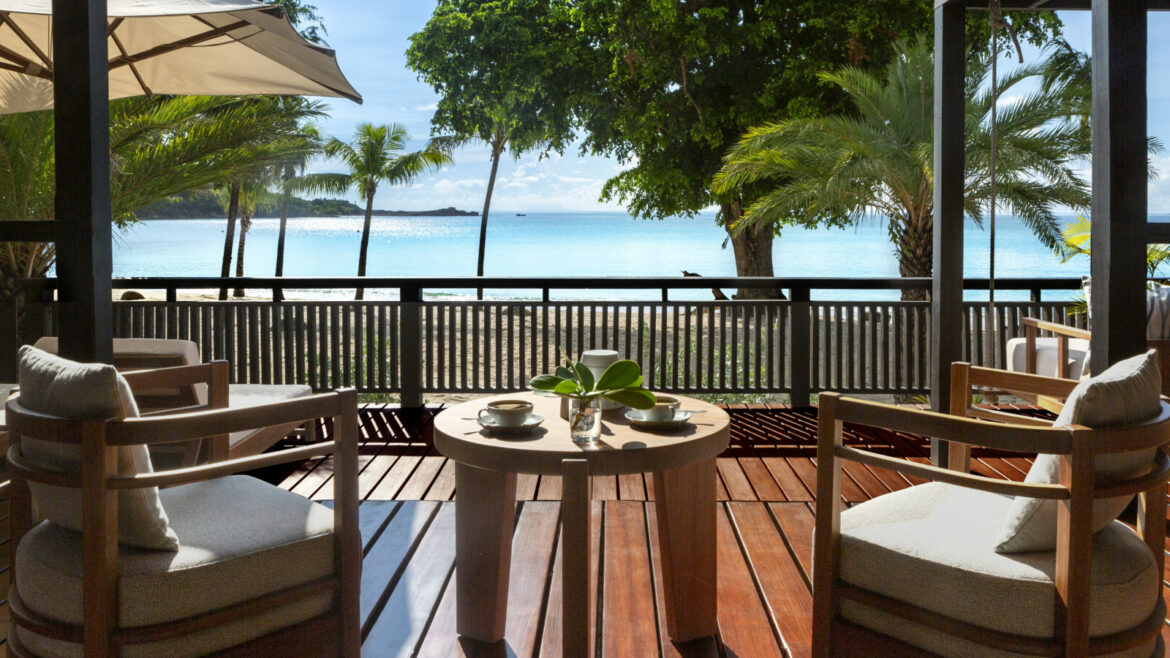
[13,475,335,657]
[1005,336,1090,379]
[839,483,1159,657]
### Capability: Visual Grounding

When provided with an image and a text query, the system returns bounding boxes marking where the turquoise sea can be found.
[110,212,1161,302]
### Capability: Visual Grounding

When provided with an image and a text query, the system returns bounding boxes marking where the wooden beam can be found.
[936,0,1170,9]
[930,1,966,467]
[1090,0,1148,373]
[1147,222,1170,244]
[0,221,55,243]
[52,0,112,364]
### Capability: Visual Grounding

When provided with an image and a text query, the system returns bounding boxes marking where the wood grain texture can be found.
[433,393,730,477]
[601,501,659,657]
[653,459,718,642]
[454,464,517,643]
[560,459,593,658]
[726,501,813,657]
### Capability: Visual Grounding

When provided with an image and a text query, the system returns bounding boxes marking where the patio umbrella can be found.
[0,0,362,114]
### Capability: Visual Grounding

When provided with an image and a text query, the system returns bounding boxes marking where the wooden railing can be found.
[7,276,1084,406]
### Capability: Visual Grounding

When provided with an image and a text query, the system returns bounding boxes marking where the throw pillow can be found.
[995,349,1161,553]
[16,346,179,550]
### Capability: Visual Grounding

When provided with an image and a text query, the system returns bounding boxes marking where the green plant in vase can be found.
[529,359,656,444]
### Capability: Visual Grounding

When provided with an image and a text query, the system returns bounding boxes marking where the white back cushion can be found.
[17,346,178,550]
[996,350,1161,553]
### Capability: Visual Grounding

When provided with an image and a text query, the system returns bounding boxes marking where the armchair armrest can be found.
[108,389,358,490]
[122,361,230,463]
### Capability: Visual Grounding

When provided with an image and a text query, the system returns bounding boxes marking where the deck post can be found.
[400,286,423,408]
[930,0,965,466]
[52,0,113,364]
[789,285,811,407]
[1090,0,1148,372]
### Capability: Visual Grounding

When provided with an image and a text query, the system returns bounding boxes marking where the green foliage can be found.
[1057,215,1170,277]
[295,123,454,202]
[0,95,328,285]
[713,37,1091,283]
[530,358,656,409]
[570,1,1063,224]
[406,0,584,158]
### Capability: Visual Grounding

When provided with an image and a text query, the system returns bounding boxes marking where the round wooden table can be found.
[434,392,730,656]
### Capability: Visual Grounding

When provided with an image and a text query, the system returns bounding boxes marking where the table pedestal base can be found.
[454,458,718,656]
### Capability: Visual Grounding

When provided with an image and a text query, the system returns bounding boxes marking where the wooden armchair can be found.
[813,363,1169,657]
[5,358,361,657]
[1011,317,1170,398]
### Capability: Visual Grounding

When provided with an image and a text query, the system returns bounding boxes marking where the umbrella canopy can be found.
[0,0,361,113]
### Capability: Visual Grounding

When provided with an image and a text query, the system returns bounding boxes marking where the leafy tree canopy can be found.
[569,1,1064,223]
[406,0,592,158]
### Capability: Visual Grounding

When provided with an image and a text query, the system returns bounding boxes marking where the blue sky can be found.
[307,3,1170,214]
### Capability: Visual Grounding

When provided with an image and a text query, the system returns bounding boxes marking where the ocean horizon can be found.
[109,211,1155,302]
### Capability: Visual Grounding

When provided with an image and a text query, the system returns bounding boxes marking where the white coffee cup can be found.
[479,399,534,427]
[642,395,679,422]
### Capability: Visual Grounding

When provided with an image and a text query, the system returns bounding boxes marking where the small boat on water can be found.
[516,213,526,216]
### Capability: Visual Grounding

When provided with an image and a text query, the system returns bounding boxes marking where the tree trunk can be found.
[274,169,292,303]
[233,213,251,298]
[723,201,781,300]
[476,135,505,300]
[895,213,933,301]
[218,182,240,300]
[355,187,375,301]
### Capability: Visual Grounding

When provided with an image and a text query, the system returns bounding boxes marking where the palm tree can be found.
[712,36,1091,301]
[215,174,279,297]
[212,96,326,299]
[0,95,329,295]
[274,126,322,300]
[296,123,453,300]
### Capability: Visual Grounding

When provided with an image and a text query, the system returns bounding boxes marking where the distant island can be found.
[136,192,477,219]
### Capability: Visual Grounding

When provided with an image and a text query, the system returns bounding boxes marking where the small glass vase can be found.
[567,397,602,444]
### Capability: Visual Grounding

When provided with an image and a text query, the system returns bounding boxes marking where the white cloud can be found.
[413,102,438,112]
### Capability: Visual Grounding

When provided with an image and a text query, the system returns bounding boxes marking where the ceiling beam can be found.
[937,0,1170,9]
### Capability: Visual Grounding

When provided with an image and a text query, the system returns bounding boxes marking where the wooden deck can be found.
[1,403,1163,657]
[268,403,1169,658]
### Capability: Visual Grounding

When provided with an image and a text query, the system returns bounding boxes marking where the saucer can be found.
[625,409,691,429]
[477,413,544,434]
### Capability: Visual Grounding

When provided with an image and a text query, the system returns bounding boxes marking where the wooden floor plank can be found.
[356,500,401,552]
[505,501,561,656]
[368,448,430,500]
[762,456,814,502]
[601,501,660,657]
[539,501,602,658]
[397,453,447,500]
[359,501,441,638]
[717,459,757,502]
[738,457,785,501]
[423,458,457,501]
[712,504,785,657]
[768,503,816,584]
[363,504,457,657]
[727,502,813,658]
